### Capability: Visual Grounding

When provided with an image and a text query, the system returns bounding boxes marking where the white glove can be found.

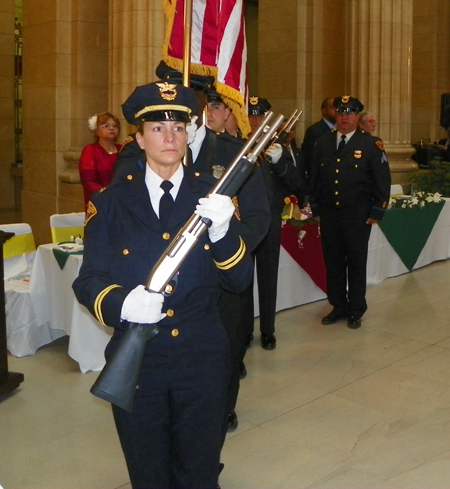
[195,194,235,243]
[186,116,198,144]
[121,285,166,324]
[265,143,282,164]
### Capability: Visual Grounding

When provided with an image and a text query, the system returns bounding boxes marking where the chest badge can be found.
[353,150,362,159]
[212,165,226,179]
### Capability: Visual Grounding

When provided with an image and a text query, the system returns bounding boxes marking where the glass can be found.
[99,123,119,130]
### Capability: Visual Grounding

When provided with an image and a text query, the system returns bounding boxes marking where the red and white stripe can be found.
[164,0,250,136]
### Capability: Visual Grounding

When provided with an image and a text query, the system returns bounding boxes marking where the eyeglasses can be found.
[99,124,119,130]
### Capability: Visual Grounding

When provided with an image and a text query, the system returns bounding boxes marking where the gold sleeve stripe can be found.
[94,284,122,325]
[214,237,247,270]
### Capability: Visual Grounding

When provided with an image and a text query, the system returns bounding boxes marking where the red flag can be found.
[163,0,250,137]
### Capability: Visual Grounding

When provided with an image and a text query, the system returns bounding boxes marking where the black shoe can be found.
[347,316,362,329]
[227,410,238,432]
[321,310,347,325]
[245,333,254,349]
[240,361,247,379]
[261,334,276,350]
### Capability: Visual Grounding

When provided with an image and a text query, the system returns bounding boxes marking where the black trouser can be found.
[242,212,282,339]
[320,206,372,318]
[110,326,229,489]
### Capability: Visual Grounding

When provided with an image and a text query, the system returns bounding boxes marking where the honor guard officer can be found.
[73,81,253,489]
[242,96,305,351]
[113,61,270,437]
[308,96,391,329]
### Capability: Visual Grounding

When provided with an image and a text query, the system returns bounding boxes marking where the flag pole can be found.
[182,0,193,166]
[182,0,193,88]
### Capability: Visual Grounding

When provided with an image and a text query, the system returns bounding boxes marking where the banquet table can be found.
[29,244,111,372]
[254,198,450,315]
[23,198,450,371]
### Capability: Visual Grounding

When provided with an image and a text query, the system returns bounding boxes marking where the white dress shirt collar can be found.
[145,163,184,217]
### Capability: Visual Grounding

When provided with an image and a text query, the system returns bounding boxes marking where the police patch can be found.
[85,201,97,225]
[121,135,134,150]
[232,196,241,221]
[375,140,384,151]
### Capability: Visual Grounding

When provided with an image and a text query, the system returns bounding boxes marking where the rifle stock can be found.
[90,111,285,412]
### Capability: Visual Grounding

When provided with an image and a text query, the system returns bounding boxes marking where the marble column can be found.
[346,0,417,189]
[109,0,165,134]
[0,0,16,211]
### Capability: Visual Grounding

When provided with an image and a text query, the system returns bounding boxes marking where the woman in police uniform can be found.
[73,81,253,489]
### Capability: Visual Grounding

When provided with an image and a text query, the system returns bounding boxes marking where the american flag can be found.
[163,0,250,137]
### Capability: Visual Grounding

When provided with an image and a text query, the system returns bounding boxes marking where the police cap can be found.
[248,96,271,116]
[333,95,364,114]
[206,90,224,104]
[155,60,215,92]
[122,81,199,125]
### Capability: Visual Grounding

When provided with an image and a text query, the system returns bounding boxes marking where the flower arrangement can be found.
[88,115,98,131]
[281,195,318,248]
[389,191,443,209]
[70,234,84,245]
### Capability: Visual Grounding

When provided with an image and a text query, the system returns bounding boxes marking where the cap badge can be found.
[249,96,259,106]
[156,82,178,101]
[354,150,362,159]
[342,95,350,103]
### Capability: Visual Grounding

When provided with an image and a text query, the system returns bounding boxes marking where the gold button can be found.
[335,169,340,173]
[204,244,210,250]
[336,158,341,163]
[171,329,179,337]
[336,202,340,206]
[167,309,175,317]
[355,164,359,168]
[163,232,171,240]
[165,284,173,294]
[334,180,339,184]
[123,249,130,255]
[194,172,200,177]
[126,174,133,180]
[335,191,339,195]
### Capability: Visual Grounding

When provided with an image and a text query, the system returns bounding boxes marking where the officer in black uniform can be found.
[114,64,270,437]
[73,81,253,489]
[242,96,305,351]
[309,95,391,329]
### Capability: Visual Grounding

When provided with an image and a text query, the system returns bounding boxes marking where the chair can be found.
[390,184,404,197]
[1,223,62,357]
[50,212,85,243]
[2,223,36,280]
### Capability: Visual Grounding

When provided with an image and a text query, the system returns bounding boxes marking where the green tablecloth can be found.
[52,248,83,270]
[378,201,445,271]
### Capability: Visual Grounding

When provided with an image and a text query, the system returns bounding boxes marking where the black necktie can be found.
[159,180,174,224]
[337,134,346,153]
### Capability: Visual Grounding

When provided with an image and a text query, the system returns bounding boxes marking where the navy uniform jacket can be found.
[72,166,253,338]
[301,119,334,175]
[309,131,391,221]
[114,130,270,252]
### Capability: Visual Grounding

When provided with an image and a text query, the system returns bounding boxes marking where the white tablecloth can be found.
[24,198,450,370]
[29,244,111,372]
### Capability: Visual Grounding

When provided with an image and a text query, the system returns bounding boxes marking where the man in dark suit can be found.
[309,96,391,329]
[301,97,336,177]
[73,81,253,489]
